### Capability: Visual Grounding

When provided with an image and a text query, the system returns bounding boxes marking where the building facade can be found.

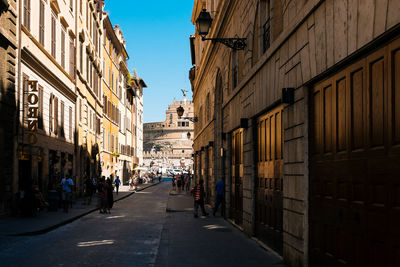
[190,0,400,266]
[101,15,123,179]
[0,0,146,215]
[132,75,146,166]
[76,0,104,190]
[0,0,17,215]
[143,99,194,171]
[16,0,77,203]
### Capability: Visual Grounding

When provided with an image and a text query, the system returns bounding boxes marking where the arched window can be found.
[232,50,238,89]
[260,0,271,53]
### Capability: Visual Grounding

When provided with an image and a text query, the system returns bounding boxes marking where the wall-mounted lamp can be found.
[196,9,247,50]
[176,105,198,122]
[240,118,249,129]
[282,88,295,104]
[187,132,191,139]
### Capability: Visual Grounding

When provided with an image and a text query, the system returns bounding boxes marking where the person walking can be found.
[172,175,176,191]
[84,176,94,205]
[61,175,74,213]
[128,177,133,191]
[106,178,114,214]
[192,179,208,218]
[213,178,225,216]
[176,174,182,193]
[114,176,121,195]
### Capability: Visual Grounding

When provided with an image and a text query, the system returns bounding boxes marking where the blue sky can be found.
[104,0,195,123]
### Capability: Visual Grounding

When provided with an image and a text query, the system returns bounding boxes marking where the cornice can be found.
[21,48,77,103]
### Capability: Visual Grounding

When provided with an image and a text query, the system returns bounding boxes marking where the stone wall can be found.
[191,0,400,266]
[0,0,17,216]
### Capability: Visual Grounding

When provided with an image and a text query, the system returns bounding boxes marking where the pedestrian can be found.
[97,177,106,213]
[106,177,114,214]
[61,174,74,213]
[84,175,93,205]
[186,174,192,192]
[213,178,225,217]
[128,177,133,191]
[192,179,208,218]
[114,176,121,195]
[172,175,176,191]
[177,174,182,193]
[181,174,186,191]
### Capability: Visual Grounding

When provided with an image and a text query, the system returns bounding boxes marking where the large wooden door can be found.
[310,38,400,267]
[230,128,243,225]
[255,106,283,254]
[207,146,213,204]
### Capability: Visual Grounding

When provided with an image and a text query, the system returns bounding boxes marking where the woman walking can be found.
[106,178,114,214]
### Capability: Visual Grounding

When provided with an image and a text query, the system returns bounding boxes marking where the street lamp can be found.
[196,9,247,50]
[187,132,191,139]
[176,105,198,122]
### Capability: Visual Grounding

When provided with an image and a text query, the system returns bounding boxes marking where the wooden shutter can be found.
[49,93,53,132]
[69,38,74,77]
[60,101,64,137]
[24,0,31,31]
[54,97,58,135]
[39,1,45,45]
[69,107,72,140]
[51,16,56,58]
[61,29,65,68]
[38,85,43,130]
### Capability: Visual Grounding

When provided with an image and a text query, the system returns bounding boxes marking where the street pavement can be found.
[0,182,158,236]
[0,181,286,267]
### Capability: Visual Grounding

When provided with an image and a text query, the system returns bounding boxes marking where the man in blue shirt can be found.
[213,178,225,217]
[61,175,74,213]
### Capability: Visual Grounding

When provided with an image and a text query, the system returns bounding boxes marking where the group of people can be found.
[191,178,225,218]
[83,176,121,214]
[171,173,191,192]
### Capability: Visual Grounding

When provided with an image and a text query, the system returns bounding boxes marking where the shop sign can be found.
[27,80,39,144]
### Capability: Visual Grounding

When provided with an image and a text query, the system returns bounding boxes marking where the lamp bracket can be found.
[202,36,247,50]
[179,116,198,123]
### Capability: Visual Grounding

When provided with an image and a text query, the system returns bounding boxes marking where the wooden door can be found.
[207,146,213,204]
[230,128,243,225]
[310,38,400,267]
[255,106,283,254]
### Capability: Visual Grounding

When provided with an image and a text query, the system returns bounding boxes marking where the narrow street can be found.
[0,182,284,267]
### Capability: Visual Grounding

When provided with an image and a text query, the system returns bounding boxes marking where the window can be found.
[199,106,203,128]
[61,28,66,68]
[49,94,53,133]
[111,134,114,152]
[206,93,210,121]
[60,101,64,137]
[38,86,44,130]
[232,51,238,89]
[51,15,56,58]
[102,128,105,149]
[79,98,82,122]
[79,41,83,72]
[261,0,271,53]
[86,55,89,81]
[39,1,45,46]
[23,0,31,30]
[69,107,72,140]
[69,38,75,77]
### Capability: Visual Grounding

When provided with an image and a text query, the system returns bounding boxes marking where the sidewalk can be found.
[156,191,286,267]
[0,182,160,236]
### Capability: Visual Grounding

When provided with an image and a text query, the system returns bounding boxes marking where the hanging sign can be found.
[27,80,39,144]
